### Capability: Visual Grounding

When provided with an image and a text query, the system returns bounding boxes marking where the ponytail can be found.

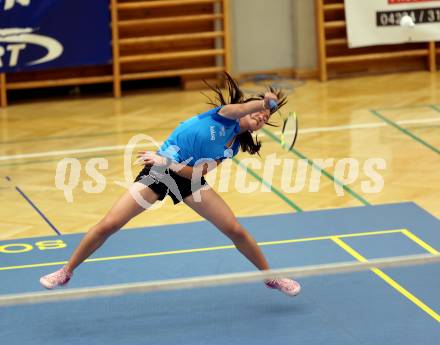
[237,130,261,156]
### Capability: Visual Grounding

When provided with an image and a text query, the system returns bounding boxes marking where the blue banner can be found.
[0,0,112,73]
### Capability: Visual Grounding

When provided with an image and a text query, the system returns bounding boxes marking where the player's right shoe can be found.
[265,278,301,297]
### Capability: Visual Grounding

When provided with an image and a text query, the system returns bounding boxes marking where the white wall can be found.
[292,0,317,70]
[230,0,316,74]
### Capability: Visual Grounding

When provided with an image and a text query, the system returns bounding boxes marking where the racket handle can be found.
[268,99,278,111]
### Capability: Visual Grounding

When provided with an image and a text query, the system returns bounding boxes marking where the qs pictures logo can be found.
[0,28,63,68]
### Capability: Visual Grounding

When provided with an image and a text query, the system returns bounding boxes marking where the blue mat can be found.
[1,202,439,345]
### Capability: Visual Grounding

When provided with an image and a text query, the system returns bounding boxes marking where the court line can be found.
[428,104,440,113]
[0,152,123,168]
[0,104,433,146]
[3,254,439,308]
[0,116,440,160]
[0,143,154,162]
[3,132,304,227]
[0,229,404,271]
[261,118,440,136]
[332,237,440,323]
[370,110,440,155]
[0,127,158,146]
[232,157,303,212]
[4,176,61,236]
[401,230,440,255]
[374,104,433,111]
[261,127,371,206]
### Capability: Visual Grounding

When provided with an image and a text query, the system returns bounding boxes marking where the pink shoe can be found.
[265,278,301,297]
[40,267,72,290]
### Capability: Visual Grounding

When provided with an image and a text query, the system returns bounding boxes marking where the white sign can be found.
[0,28,63,67]
[3,0,30,11]
[345,0,440,47]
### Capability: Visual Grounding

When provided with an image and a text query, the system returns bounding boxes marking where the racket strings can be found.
[279,112,298,150]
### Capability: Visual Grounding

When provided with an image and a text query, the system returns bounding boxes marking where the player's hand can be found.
[136,151,169,167]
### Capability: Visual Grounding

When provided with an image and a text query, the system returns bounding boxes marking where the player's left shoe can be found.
[265,278,301,297]
[40,267,72,290]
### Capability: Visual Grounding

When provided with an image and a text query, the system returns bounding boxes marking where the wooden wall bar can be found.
[0,0,231,107]
[0,74,6,107]
[315,0,438,81]
[1,1,439,106]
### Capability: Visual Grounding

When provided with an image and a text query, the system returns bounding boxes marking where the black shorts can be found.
[134,165,207,204]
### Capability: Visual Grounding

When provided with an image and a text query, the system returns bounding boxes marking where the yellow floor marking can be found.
[401,230,440,255]
[332,237,440,323]
[0,229,404,271]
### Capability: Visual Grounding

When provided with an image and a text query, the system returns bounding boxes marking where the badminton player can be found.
[40,73,301,297]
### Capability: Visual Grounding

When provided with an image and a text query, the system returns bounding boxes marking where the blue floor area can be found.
[0,202,439,345]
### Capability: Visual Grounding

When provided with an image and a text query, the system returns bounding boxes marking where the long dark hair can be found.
[204,73,287,155]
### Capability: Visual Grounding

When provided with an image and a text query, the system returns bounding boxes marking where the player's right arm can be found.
[218,92,277,120]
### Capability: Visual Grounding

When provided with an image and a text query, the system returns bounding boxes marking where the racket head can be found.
[281,112,298,150]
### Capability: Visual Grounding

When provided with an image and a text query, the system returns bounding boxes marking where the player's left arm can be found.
[137,151,221,180]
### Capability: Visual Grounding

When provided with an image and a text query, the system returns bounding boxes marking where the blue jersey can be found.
[158,106,241,166]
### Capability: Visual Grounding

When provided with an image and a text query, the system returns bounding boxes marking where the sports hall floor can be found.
[0,71,439,344]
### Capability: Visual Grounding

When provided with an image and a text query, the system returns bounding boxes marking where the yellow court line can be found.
[261,229,405,245]
[332,237,440,323]
[401,230,440,255]
[0,229,405,271]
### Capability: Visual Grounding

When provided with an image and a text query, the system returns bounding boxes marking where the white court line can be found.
[261,117,440,136]
[0,144,157,162]
[394,117,440,125]
[1,117,440,162]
